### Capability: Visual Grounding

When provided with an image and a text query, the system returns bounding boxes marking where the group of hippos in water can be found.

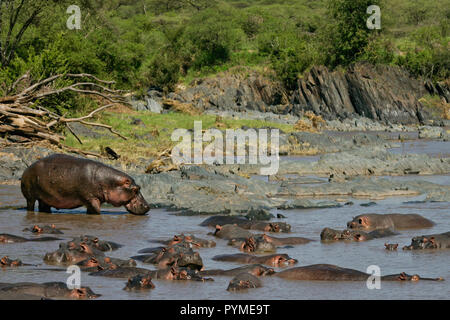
[0,154,448,299]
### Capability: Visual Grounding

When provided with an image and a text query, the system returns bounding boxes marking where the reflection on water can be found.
[0,181,448,300]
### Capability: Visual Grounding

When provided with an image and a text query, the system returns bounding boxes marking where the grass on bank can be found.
[63,109,296,162]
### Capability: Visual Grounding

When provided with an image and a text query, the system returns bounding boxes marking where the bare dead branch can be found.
[0,72,130,157]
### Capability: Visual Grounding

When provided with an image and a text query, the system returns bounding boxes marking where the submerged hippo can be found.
[76,256,136,271]
[44,237,126,267]
[21,154,150,215]
[275,264,443,282]
[1,256,25,267]
[347,214,434,231]
[132,243,203,270]
[89,266,152,279]
[403,231,450,250]
[123,275,155,291]
[152,234,216,248]
[0,234,60,243]
[385,243,399,251]
[260,234,313,246]
[212,253,297,267]
[23,224,64,235]
[212,224,254,240]
[70,235,122,252]
[0,282,100,299]
[200,216,291,233]
[320,228,398,242]
[227,273,262,291]
[199,264,275,277]
[229,236,277,253]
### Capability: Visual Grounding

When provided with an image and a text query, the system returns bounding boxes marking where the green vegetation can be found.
[63,110,296,159]
[1,0,448,95]
[0,0,448,156]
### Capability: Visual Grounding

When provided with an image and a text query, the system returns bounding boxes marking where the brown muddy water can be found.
[0,182,448,300]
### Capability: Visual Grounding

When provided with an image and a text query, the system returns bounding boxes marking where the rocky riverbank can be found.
[132,62,450,125]
[1,127,449,216]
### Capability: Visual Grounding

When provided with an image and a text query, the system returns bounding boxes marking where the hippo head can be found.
[347,215,372,230]
[227,279,255,291]
[124,275,155,291]
[32,225,43,233]
[0,256,21,267]
[241,237,257,253]
[320,228,342,241]
[68,287,101,299]
[249,265,275,277]
[384,243,399,250]
[176,251,204,271]
[320,228,360,241]
[105,176,150,215]
[397,272,420,282]
[404,236,436,250]
[269,254,298,267]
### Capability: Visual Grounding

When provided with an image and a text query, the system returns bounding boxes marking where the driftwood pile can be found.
[0,72,128,157]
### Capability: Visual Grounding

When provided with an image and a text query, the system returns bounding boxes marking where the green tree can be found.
[323,0,383,67]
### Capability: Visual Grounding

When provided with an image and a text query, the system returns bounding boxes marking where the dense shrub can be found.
[0,0,448,113]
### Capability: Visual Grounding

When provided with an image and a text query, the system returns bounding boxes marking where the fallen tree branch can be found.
[0,73,130,157]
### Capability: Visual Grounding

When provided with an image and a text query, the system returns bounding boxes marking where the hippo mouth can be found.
[125,193,150,215]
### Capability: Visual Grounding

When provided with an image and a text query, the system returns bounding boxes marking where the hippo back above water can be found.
[21,154,150,215]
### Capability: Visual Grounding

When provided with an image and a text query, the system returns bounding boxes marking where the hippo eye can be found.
[358,219,363,224]
[76,289,86,297]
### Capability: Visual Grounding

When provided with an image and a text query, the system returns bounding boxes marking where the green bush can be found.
[323,0,383,67]
[182,6,245,69]
[395,24,449,80]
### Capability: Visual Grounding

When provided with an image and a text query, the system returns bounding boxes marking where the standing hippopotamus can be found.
[21,154,150,215]
[347,214,434,231]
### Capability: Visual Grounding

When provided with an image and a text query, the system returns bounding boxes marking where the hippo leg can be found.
[26,199,36,212]
[38,200,52,213]
[85,199,101,215]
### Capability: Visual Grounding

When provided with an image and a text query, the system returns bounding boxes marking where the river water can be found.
[0,139,449,300]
